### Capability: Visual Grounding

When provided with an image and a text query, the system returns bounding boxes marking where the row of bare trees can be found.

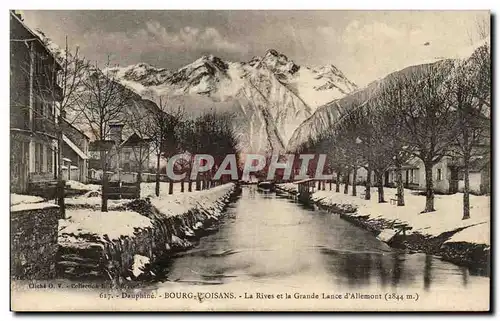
[27,34,240,212]
[302,43,490,219]
[127,96,240,199]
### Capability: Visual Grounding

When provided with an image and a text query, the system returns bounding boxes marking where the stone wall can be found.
[10,203,61,279]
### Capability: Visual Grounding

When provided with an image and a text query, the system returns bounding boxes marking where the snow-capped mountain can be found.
[105,49,357,154]
[34,24,357,154]
[286,40,491,153]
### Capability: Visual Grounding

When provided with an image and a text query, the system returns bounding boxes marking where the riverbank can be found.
[57,183,240,282]
[276,183,490,274]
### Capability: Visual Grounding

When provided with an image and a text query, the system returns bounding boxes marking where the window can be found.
[437,168,442,181]
[47,147,53,174]
[40,144,45,172]
[35,143,41,173]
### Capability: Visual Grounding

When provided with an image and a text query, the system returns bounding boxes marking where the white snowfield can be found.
[444,222,490,246]
[277,183,490,246]
[60,183,235,242]
[66,180,101,191]
[10,193,44,206]
[10,193,59,212]
[150,184,234,218]
[60,210,153,241]
[140,182,186,198]
[64,196,129,210]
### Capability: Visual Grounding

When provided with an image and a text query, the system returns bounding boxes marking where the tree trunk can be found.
[155,153,161,197]
[365,168,371,200]
[395,162,405,206]
[463,154,471,220]
[181,180,185,193]
[376,171,385,203]
[136,167,142,199]
[100,151,108,212]
[423,162,435,212]
[335,171,340,192]
[352,166,357,196]
[344,170,349,194]
[168,179,174,195]
[57,121,65,217]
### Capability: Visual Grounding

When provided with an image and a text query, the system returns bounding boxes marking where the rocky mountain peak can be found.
[250,49,300,75]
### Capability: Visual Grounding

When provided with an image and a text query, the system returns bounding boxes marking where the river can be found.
[144,185,489,310]
[12,185,489,310]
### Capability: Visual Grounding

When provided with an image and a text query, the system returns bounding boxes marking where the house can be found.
[10,10,62,193]
[384,150,490,195]
[117,133,152,173]
[61,119,90,182]
[88,123,153,182]
[336,147,490,196]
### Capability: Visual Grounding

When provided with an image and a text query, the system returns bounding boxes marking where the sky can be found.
[21,10,489,86]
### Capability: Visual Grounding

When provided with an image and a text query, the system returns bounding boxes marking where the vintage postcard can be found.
[10,9,491,311]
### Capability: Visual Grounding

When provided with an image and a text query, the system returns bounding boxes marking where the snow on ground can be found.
[65,196,129,210]
[444,222,490,246]
[11,202,59,212]
[60,183,235,242]
[149,183,235,218]
[60,209,153,241]
[277,182,490,241]
[140,182,186,198]
[277,182,298,193]
[10,194,44,206]
[66,180,101,191]
[131,254,151,278]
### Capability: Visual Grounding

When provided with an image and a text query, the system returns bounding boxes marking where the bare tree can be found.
[395,62,457,213]
[372,77,415,206]
[445,44,491,219]
[74,58,134,211]
[145,95,185,196]
[125,101,155,193]
[335,106,367,197]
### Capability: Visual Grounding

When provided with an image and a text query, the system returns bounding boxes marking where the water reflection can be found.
[158,185,485,293]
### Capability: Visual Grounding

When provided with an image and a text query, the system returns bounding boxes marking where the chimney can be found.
[109,123,124,144]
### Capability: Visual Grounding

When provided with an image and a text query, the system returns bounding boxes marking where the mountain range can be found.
[38,28,485,157]
[104,49,357,153]
[35,27,359,154]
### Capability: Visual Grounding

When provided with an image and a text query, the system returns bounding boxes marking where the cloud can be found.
[341,20,404,45]
[82,20,248,58]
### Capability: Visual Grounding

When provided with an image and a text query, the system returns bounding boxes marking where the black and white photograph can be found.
[8,8,491,311]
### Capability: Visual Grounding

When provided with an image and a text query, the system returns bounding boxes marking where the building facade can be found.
[88,123,153,181]
[344,150,490,196]
[10,11,62,193]
[61,119,90,182]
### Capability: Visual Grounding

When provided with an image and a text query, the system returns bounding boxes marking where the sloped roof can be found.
[120,133,152,147]
[63,119,91,140]
[63,134,88,160]
[10,11,62,70]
